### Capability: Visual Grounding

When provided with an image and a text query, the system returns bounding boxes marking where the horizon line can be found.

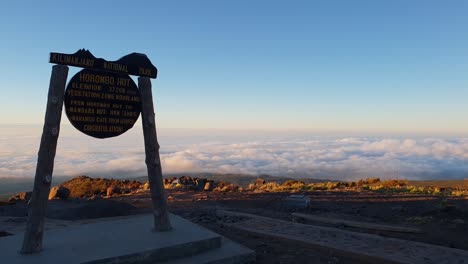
[1,123,467,137]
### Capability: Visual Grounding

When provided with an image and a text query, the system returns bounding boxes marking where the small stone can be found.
[87,195,101,201]
[143,181,151,190]
[285,195,311,209]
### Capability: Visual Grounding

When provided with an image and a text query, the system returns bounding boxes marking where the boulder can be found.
[8,191,32,202]
[179,176,194,185]
[106,186,121,196]
[18,192,32,201]
[195,178,207,191]
[48,186,70,200]
[127,181,141,190]
[143,181,151,190]
[172,179,181,185]
[204,181,214,191]
[164,177,176,185]
[255,178,266,186]
[213,182,237,192]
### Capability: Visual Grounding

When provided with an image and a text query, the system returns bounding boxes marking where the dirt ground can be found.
[131,190,468,263]
[1,190,467,263]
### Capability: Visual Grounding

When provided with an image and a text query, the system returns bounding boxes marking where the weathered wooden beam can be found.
[21,65,69,254]
[139,77,172,231]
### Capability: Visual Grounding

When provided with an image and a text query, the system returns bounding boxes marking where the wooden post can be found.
[139,77,172,231]
[21,65,69,254]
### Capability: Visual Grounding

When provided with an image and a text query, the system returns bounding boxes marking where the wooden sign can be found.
[50,49,158,79]
[22,50,170,254]
[64,69,141,138]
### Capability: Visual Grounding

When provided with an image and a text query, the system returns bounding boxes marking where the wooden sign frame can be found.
[20,50,171,254]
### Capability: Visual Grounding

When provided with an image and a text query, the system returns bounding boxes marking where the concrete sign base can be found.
[2,213,255,264]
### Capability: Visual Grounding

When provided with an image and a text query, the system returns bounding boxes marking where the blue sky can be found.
[1,1,467,134]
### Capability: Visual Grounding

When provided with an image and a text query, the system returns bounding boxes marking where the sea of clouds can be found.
[1,125,468,181]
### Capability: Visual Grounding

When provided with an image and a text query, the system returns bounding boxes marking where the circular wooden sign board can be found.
[64,68,141,138]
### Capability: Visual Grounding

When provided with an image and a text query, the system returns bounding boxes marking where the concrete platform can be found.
[164,237,256,264]
[0,213,255,264]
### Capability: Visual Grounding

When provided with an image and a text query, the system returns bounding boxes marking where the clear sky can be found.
[1,0,467,134]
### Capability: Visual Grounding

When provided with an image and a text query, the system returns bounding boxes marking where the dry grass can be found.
[60,176,142,198]
[246,177,468,197]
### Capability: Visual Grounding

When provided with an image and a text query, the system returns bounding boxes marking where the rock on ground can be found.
[48,186,70,200]
[107,186,121,196]
[8,192,32,203]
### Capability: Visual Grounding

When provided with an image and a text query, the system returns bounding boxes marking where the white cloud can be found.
[1,127,468,181]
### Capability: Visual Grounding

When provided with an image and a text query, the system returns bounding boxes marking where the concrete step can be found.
[163,237,255,264]
[1,214,225,263]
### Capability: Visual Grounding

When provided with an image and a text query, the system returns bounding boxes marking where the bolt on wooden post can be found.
[21,65,69,254]
[139,76,172,231]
